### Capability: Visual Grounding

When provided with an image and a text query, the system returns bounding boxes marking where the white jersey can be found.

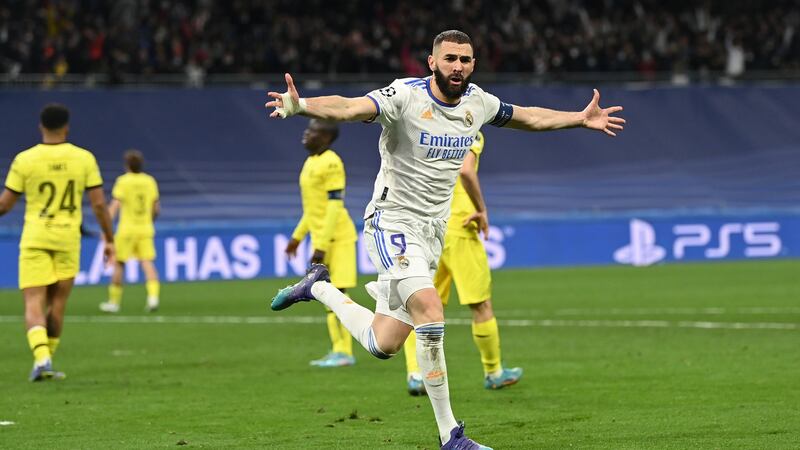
[364,77,512,221]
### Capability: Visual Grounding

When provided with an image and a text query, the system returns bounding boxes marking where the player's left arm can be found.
[0,188,20,216]
[88,187,116,263]
[152,179,160,220]
[506,89,625,136]
[459,152,490,240]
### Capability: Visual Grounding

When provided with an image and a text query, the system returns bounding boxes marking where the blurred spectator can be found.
[0,0,798,80]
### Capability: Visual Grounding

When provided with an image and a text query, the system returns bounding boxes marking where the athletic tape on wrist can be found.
[276,93,307,118]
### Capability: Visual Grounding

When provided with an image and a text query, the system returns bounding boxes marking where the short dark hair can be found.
[311,119,340,143]
[40,103,70,130]
[124,149,144,173]
[433,30,473,51]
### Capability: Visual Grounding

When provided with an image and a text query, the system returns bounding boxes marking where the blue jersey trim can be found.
[365,94,381,122]
[425,78,460,108]
[489,101,513,127]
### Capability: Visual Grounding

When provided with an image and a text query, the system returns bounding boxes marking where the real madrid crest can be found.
[465,110,474,127]
[398,255,410,269]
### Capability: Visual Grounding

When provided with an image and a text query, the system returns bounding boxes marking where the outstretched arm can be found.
[265,73,377,122]
[506,89,625,137]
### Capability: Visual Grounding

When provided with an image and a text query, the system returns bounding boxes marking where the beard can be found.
[433,67,471,100]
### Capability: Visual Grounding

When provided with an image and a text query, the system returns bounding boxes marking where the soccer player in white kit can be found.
[267,30,625,450]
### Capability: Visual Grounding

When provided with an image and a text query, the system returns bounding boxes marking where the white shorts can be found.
[363,209,446,326]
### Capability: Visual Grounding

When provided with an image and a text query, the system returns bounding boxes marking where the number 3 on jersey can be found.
[134,193,146,216]
[38,179,77,218]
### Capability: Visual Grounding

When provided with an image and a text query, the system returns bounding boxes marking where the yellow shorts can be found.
[324,240,357,289]
[19,247,80,289]
[116,235,157,262]
[434,235,491,305]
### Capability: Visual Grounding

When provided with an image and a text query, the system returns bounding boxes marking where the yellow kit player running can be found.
[0,103,115,381]
[284,119,358,367]
[99,150,161,313]
[403,132,522,395]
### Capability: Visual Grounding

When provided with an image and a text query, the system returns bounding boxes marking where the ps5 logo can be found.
[614,219,666,266]
[615,219,782,266]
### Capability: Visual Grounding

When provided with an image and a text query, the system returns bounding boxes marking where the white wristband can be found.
[276,92,307,118]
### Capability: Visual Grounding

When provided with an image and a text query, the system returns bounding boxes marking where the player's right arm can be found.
[459,151,489,240]
[0,188,20,216]
[266,73,377,122]
[108,198,120,221]
[286,215,309,258]
[1,156,24,216]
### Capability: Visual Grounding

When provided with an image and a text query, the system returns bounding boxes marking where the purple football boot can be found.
[440,422,492,450]
[270,263,330,311]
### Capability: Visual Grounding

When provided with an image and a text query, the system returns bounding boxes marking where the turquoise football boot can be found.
[484,367,523,390]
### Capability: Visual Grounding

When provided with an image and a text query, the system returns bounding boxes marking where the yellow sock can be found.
[27,326,51,365]
[403,330,420,375]
[48,337,60,356]
[472,317,502,375]
[337,320,353,356]
[326,311,351,356]
[108,284,123,305]
[146,280,160,299]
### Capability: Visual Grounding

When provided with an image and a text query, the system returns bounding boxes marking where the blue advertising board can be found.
[0,214,796,289]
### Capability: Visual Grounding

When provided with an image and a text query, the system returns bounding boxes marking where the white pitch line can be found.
[496,306,800,317]
[0,315,797,331]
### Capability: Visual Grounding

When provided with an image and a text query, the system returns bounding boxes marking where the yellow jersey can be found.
[447,131,485,239]
[112,172,159,237]
[291,149,357,251]
[4,142,103,251]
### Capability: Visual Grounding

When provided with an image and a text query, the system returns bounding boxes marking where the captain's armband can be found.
[489,102,513,127]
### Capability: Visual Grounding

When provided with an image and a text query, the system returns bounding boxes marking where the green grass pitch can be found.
[1,260,798,449]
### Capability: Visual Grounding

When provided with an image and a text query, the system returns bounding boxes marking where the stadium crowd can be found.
[1,0,798,79]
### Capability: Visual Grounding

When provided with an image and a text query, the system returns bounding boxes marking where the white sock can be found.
[415,322,458,443]
[311,281,391,359]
